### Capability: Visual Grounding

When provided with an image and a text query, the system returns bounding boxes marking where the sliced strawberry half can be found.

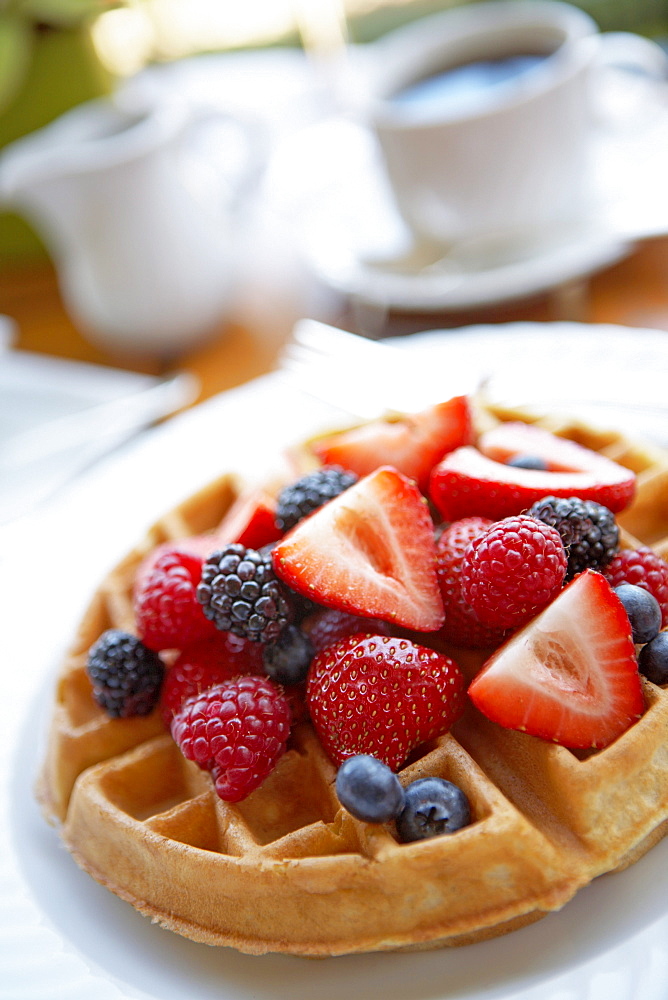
[430,424,636,522]
[468,570,644,749]
[478,421,632,475]
[310,396,472,492]
[214,486,283,550]
[272,466,444,631]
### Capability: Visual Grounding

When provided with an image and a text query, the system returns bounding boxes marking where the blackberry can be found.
[263,625,314,685]
[275,466,358,532]
[86,629,164,718]
[197,543,292,644]
[527,496,619,579]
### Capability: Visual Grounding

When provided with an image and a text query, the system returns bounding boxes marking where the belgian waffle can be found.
[36,403,668,956]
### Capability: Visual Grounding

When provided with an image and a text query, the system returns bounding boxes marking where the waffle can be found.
[36,403,668,957]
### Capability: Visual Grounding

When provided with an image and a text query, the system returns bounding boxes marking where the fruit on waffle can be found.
[36,396,668,956]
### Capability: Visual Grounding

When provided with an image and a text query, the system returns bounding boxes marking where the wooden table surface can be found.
[2,235,668,409]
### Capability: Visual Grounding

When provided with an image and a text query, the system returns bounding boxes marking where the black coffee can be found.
[390,53,550,117]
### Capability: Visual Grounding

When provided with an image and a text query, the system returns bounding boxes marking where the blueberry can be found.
[396,777,471,843]
[262,625,314,685]
[614,584,662,644]
[335,755,405,823]
[638,631,668,685]
[506,454,548,470]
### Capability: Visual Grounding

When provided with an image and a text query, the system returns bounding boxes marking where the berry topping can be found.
[171,675,291,801]
[527,495,619,580]
[273,466,445,632]
[262,624,314,685]
[638,631,668,685]
[215,486,283,550]
[302,607,392,653]
[604,547,668,627]
[430,423,636,522]
[134,549,217,651]
[307,634,466,770]
[435,517,510,649]
[160,632,264,725]
[468,571,644,749]
[311,396,472,493]
[461,515,568,630]
[275,466,358,532]
[613,583,662,644]
[396,777,471,842]
[197,543,293,644]
[87,629,164,718]
[335,755,405,823]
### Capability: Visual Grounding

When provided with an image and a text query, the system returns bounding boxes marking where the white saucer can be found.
[265,70,668,311]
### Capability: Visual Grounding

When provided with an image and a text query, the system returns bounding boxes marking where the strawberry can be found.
[214,486,283,550]
[272,466,444,632]
[468,570,644,749]
[430,424,636,522]
[310,396,472,492]
[307,634,466,769]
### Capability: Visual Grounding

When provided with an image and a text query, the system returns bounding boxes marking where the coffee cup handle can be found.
[591,31,668,126]
[597,31,668,78]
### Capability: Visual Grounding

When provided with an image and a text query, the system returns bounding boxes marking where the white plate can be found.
[3,323,668,999]
[265,70,668,311]
[390,320,668,448]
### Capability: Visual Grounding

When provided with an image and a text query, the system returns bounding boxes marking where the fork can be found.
[278,319,461,419]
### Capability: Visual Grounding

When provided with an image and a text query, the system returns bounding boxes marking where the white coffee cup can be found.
[362,0,667,250]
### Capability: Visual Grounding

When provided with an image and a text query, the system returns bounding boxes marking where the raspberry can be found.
[301,607,392,653]
[527,496,619,579]
[87,629,164,718]
[605,547,668,627]
[461,515,567,630]
[275,466,358,532]
[171,675,292,801]
[197,543,293,643]
[134,549,216,651]
[307,634,466,770]
[160,632,264,726]
[435,517,509,649]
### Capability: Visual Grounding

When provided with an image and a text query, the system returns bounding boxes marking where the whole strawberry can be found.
[461,515,567,630]
[135,549,216,651]
[435,517,510,649]
[160,632,264,726]
[171,675,291,802]
[306,634,466,770]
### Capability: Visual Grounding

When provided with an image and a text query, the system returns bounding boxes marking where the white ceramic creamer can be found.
[0,95,256,357]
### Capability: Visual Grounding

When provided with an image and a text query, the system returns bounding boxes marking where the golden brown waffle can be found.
[36,405,668,957]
